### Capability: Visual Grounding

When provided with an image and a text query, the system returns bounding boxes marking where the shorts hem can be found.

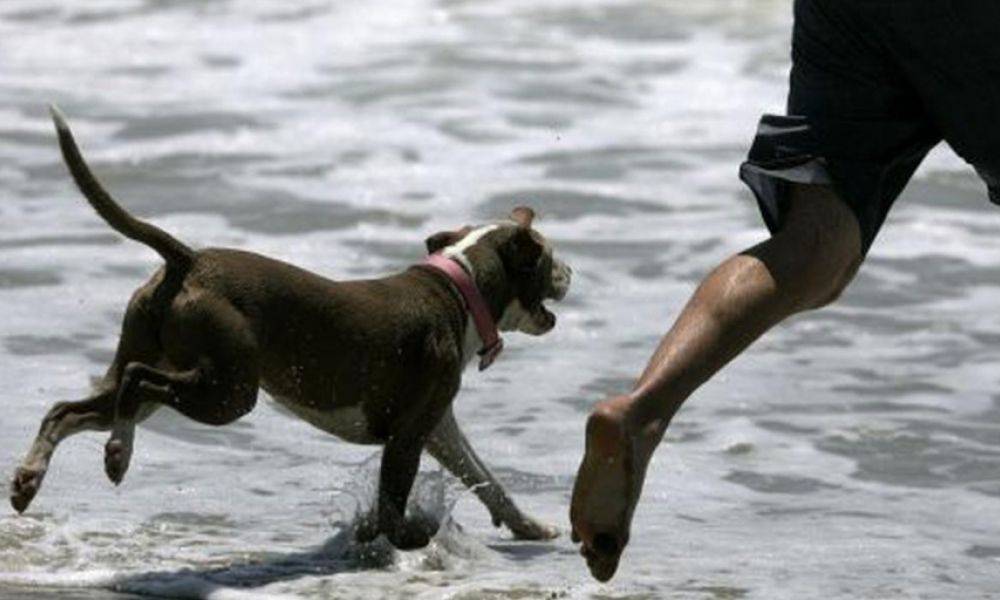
[739,156,877,256]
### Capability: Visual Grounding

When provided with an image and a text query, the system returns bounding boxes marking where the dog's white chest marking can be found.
[441,224,500,364]
[461,315,480,365]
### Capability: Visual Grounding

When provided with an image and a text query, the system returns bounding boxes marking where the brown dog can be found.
[10,106,571,549]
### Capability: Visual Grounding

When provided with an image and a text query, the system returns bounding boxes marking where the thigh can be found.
[789,0,919,122]
[787,0,942,167]
[741,0,941,255]
[873,1,1000,201]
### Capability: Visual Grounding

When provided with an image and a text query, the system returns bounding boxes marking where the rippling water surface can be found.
[1,1,999,598]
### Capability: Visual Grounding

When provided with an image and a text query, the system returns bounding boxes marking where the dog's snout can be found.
[550,259,572,301]
[554,259,571,279]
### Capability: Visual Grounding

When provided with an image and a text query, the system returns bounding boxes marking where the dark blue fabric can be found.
[741,0,1000,254]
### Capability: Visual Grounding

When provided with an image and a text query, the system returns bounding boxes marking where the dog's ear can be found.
[510,206,535,228]
[425,231,457,254]
[425,227,471,254]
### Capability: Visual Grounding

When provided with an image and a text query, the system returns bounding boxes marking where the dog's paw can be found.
[391,514,439,550]
[507,515,560,541]
[354,511,380,544]
[10,467,45,513]
[104,439,132,485]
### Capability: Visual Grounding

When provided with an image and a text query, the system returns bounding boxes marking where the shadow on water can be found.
[109,526,393,597]
[485,540,564,563]
[107,524,563,599]
[100,463,564,598]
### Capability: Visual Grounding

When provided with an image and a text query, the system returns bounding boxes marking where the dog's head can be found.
[425,206,571,335]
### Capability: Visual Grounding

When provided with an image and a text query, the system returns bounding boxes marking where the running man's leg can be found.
[570,183,863,582]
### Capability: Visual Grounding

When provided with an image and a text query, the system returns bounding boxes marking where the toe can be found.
[578,530,626,582]
[586,551,622,583]
[569,396,643,582]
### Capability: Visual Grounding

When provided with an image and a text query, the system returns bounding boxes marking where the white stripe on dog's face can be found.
[441,224,500,274]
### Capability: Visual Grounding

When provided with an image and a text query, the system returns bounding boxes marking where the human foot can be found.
[569,396,658,582]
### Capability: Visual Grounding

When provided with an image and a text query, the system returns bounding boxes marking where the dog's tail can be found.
[49,104,195,272]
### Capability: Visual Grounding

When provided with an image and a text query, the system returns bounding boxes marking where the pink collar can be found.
[423,253,504,371]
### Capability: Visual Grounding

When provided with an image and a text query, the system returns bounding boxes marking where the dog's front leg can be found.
[357,365,459,550]
[369,432,439,550]
[426,408,559,540]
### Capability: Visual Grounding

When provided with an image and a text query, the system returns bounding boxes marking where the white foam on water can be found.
[0,569,304,600]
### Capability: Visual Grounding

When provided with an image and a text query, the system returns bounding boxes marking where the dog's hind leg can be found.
[425,408,559,540]
[10,387,117,513]
[103,307,260,484]
[9,283,166,512]
[103,359,259,483]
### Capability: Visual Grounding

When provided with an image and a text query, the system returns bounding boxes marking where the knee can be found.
[120,361,147,389]
[767,185,863,310]
[801,244,860,309]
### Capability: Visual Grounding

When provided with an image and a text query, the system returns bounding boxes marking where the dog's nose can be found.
[556,260,572,278]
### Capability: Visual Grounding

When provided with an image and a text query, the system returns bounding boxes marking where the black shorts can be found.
[740,0,1000,254]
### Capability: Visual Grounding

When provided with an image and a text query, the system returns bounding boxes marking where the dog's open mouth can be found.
[538,303,557,330]
[526,301,559,335]
[533,260,570,332]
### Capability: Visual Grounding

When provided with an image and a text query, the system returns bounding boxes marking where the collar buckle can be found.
[478,338,504,371]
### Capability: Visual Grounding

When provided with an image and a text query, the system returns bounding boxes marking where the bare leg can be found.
[426,408,559,540]
[570,185,864,581]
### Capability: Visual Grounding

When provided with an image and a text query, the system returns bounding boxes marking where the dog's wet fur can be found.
[10,106,571,549]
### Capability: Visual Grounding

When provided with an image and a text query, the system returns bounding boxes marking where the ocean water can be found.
[1,1,999,598]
